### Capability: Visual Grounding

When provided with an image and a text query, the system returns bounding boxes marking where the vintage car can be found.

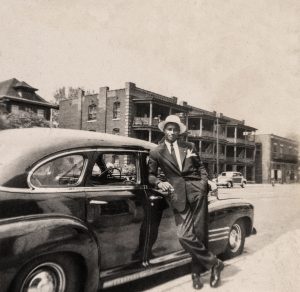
[213,171,247,188]
[0,128,255,292]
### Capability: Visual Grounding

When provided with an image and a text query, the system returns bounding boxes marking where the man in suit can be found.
[148,115,224,289]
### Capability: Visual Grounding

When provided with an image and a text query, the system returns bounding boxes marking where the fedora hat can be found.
[158,115,186,134]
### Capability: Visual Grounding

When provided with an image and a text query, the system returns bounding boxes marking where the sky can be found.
[0,0,299,137]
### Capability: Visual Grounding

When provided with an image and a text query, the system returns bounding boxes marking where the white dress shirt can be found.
[165,140,182,171]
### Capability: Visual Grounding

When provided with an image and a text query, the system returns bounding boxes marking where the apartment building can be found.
[59,82,189,144]
[255,134,298,183]
[59,82,257,181]
[187,106,256,181]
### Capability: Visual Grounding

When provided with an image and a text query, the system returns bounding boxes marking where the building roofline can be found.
[0,95,59,109]
[256,133,298,144]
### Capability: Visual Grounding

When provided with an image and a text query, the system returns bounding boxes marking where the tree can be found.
[7,111,50,128]
[53,86,84,105]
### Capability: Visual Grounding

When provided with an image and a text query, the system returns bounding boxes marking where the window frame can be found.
[112,101,121,119]
[11,104,19,114]
[37,108,45,118]
[88,104,97,121]
[27,150,91,189]
[88,149,142,187]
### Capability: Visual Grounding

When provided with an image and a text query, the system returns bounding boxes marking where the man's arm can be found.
[148,151,161,187]
[148,151,174,192]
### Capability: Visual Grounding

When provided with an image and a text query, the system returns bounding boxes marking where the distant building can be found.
[255,134,298,183]
[187,106,256,181]
[59,82,257,181]
[0,78,58,122]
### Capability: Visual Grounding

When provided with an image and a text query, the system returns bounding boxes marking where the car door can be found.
[141,152,188,268]
[85,149,149,275]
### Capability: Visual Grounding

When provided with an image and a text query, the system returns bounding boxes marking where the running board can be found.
[101,257,191,289]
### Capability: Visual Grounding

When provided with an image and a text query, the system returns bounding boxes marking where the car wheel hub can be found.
[229,224,242,252]
[22,262,66,292]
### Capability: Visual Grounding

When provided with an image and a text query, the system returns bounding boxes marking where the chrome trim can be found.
[0,185,144,194]
[208,231,229,238]
[89,200,108,205]
[209,236,229,242]
[26,148,143,190]
[209,227,230,233]
[27,149,93,190]
[102,257,191,289]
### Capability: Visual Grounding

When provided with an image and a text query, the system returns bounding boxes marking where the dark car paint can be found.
[0,128,255,291]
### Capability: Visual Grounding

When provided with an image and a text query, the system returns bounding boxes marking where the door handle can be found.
[149,195,163,201]
[89,200,108,205]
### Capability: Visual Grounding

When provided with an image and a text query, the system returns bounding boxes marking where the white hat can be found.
[158,115,186,134]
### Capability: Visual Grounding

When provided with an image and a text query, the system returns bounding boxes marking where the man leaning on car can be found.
[148,115,224,290]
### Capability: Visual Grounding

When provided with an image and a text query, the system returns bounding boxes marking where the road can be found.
[105,184,300,292]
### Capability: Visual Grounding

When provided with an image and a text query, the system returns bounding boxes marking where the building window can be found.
[88,104,97,120]
[11,105,19,114]
[37,109,45,118]
[113,102,120,119]
[112,128,120,135]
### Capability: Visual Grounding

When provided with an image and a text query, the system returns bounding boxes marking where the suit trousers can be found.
[174,181,217,274]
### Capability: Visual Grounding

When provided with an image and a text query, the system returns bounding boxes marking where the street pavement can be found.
[106,184,300,292]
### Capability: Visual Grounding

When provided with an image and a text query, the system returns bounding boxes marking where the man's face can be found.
[164,123,180,143]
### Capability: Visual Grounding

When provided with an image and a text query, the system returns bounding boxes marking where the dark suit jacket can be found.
[148,140,208,212]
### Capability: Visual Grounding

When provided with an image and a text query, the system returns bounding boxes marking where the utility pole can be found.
[216,113,220,176]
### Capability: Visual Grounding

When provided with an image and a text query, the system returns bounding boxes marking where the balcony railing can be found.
[202,130,215,138]
[132,117,160,127]
[236,157,254,163]
[200,152,215,159]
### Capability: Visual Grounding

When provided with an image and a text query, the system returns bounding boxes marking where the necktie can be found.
[170,143,180,169]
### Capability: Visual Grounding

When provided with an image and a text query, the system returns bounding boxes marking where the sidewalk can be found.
[148,229,300,292]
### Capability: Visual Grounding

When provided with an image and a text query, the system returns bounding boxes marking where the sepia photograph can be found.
[0,1,299,291]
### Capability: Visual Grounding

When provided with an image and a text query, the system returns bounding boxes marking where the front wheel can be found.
[11,254,82,292]
[226,181,232,188]
[222,220,246,259]
[241,182,245,188]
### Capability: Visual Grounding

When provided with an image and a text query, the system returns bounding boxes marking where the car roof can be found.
[0,128,155,187]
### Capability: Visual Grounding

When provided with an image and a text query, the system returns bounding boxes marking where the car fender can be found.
[208,199,254,255]
[0,214,99,292]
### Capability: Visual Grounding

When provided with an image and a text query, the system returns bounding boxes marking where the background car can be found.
[213,171,247,188]
[0,128,255,292]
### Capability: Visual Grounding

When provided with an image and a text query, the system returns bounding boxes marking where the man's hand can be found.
[157,181,174,193]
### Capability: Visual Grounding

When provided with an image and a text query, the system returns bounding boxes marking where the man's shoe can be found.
[192,273,203,290]
[210,259,224,288]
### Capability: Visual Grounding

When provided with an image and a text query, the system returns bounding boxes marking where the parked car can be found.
[213,171,247,188]
[0,128,255,292]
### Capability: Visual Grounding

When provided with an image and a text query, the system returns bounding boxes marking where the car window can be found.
[221,173,226,176]
[30,154,86,187]
[89,152,137,186]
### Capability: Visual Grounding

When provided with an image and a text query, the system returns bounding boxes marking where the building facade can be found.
[187,106,256,181]
[59,82,257,181]
[0,78,58,121]
[59,82,190,144]
[255,134,298,183]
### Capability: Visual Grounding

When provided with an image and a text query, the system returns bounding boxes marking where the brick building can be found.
[59,82,190,144]
[59,82,257,181]
[0,78,58,121]
[255,134,299,183]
